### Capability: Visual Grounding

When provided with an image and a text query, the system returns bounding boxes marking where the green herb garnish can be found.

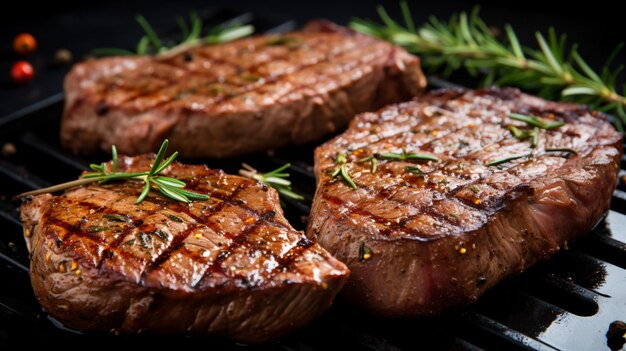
[331,153,358,189]
[350,2,626,130]
[531,127,540,148]
[405,166,425,174]
[87,226,117,233]
[370,158,378,173]
[152,229,169,242]
[377,149,439,162]
[167,215,184,223]
[359,242,373,262]
[486,153,532,166]
[92,11,254,58]
[103,214,131,223]
[509,113,565,130]
[469,186,480,194]
[239,163,304,201]
[17,140,209,204]
[545,148,578,154]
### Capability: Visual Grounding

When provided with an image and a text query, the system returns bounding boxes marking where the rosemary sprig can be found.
[545,148,578,154]
[377,149,439,162]
[486,153,532,166]
[360,150,439,162]
[405,166,425,174]
[239,163,304,201]
[509,113,564,130]
[507,125,539,148]
[350,2,626,130]
[93,12,254,58]
[17,140,209,204]
[331,153,358,189]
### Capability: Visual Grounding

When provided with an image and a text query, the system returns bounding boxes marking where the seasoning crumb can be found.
[45,252,51,263]
[359,242,373,262]
[70,261,78,271]
[473,199,481,205]
[24,228,31,237]
[1,142,17,157]
[47,241,53,247]
[245,217,255,224]
[455,243,467,254]
[194,233,203,239]
[53,48,73,65]
[75,269,81,276]
[59,263,66,273]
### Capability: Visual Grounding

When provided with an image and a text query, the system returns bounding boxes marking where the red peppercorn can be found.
[13,33,37,55]
[11,61,35,84]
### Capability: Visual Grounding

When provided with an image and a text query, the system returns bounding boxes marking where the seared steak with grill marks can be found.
[20,155,348,343]
[61,21,425,158]
[307,87,622,316]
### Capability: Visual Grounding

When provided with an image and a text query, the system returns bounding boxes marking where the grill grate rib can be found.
[1,9,626,351]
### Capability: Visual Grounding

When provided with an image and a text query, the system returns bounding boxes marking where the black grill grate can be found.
[1,10,625,350]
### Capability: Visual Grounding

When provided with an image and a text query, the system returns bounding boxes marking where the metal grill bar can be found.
[460,312,559,351]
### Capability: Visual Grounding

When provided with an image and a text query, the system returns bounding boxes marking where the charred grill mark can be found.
[321,91,610,241]
[45,217,107,246]
[194,210,277,287]
[321,193,446,241]
[109,35,370,115]
[146,223,199,273]
[140,182,248,279]
[205,37,382,108]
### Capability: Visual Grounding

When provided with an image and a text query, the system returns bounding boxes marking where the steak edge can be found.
[61,21,425,158]
[307,87,622,316]
[21,155,349,342]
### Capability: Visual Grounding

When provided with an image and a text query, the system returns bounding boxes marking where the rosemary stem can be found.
[17,178,100,198]
[351,2,626,127]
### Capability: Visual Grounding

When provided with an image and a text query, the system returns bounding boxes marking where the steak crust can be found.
[61,21,425,158]
[307,87,622,316]
[20,156,348,343]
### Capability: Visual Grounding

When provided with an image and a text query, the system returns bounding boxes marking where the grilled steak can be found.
[307,87,622,316]
[61,21,425,158]
[20,155,349,343]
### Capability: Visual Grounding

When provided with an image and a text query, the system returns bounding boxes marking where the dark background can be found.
[0,0,624,119]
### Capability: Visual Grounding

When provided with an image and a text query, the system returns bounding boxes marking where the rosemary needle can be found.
[17,140,209,204]
[545,148,578,154]
[93,11,254,58]
[239,163,304,201]
[332,152,359,189]
[486,153,532,166]
[377,150,439,162]
[350,2,626,130]
[509,113,565,130]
